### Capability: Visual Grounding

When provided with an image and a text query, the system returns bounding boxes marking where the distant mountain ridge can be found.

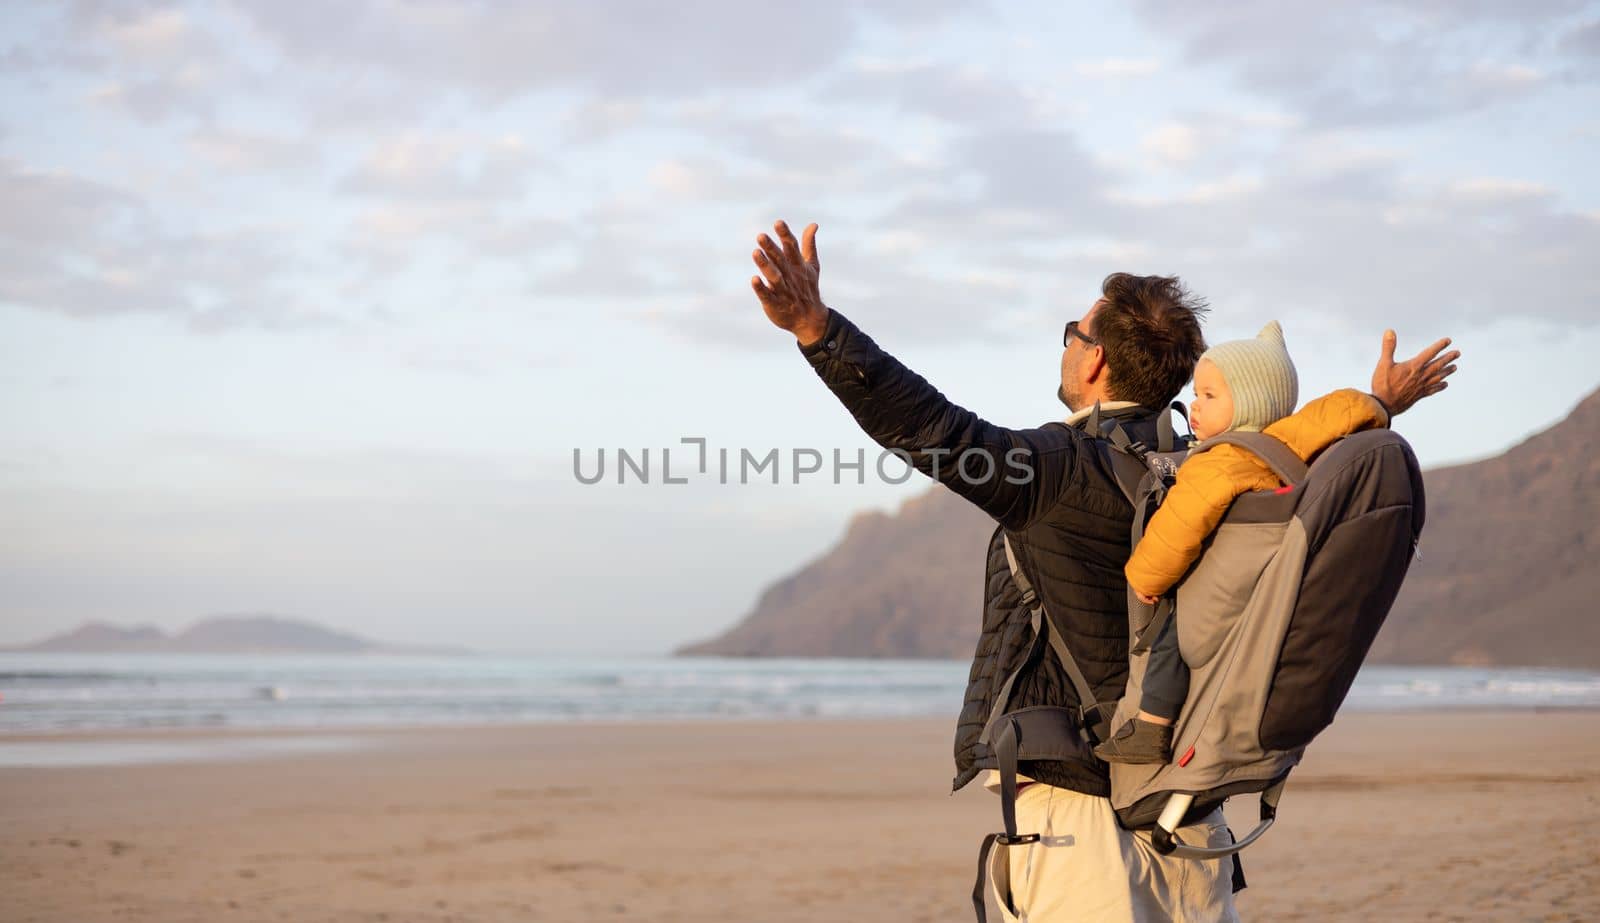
[1370,388,1600,667]
[6,615,468,656]
[681,388,1600,668]
[676,489,992,658]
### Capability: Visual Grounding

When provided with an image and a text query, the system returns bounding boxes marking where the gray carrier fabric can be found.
[1109,428,1425,829]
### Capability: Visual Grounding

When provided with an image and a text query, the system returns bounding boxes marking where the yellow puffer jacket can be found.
[1125,389,1390,599]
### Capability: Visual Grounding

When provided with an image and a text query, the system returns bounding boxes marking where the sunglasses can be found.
[1064,320,1101,348]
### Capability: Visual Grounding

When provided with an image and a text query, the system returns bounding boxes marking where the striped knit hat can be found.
[1200,321,1299,432]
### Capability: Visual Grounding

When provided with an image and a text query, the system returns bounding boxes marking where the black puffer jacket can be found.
[801,310,1166,797]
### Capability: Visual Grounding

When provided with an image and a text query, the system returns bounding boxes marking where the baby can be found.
[1094,321,1390,764]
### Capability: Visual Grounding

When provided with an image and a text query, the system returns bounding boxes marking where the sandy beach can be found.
[3,710,1597,922]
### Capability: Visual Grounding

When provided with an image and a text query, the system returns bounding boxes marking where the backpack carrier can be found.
[972,404,1425,920]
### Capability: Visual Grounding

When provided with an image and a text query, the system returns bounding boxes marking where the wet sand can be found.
[2,710,1597,922]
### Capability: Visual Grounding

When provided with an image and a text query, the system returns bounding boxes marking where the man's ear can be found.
[1082,345,1108,385]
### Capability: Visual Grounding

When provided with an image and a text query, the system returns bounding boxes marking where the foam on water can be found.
[1,654,1596,736]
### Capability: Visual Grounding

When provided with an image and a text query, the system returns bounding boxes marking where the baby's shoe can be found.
[1093,718,1174,765]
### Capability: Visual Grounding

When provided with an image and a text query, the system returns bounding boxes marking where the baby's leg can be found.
[1139,617,1190,727]
[1095,615,1188,764]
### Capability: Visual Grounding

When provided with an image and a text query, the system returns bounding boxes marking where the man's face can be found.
[1058,299,1103,411]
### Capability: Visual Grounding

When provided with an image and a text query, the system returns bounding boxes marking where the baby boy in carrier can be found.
[1094,321,1391,764]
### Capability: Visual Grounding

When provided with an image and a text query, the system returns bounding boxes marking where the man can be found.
[749,220,1458,921]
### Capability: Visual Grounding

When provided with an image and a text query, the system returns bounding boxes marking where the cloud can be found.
[237,0,979,99]
[0,158,337,330]
[1075,57,1162,79]
[881,127,1114,237]
[1141,121,1199,165]
[533,240,671,302]
[326,133,562,283]
[1561,18,1600,57]
[1098,151,1599,329]
[832,263,1033,344]
[836,112,1598,335]
[1132,109,1302,173]
[66,3,240,123]
[8,1,978,138]
[337,134,540,203]
[387,341,563,377]
[187,127,322,172]
[6,0,1594,347]
[563,98,644,143]
[90,77,216,121]
[826,60,1046,126]
[97,5,193,57]
[526,207,745,304]
[644,227,1052,350]
[673,107,891,179]
[1446,177,1554,204]
[339,199,566,293]
[1131,0,1590,125]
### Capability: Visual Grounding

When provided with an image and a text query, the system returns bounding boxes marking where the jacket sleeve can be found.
[1124,449,1265,599]
[799,309,1081,531]
[1264,388,1391,461]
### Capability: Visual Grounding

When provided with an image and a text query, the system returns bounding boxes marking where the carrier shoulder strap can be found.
[1193,431,1308,485]
[997,536,1110,741]
[1096,401,1192,506]
[1101,425,1155,507]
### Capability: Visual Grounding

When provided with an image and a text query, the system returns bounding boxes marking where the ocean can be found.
[3,653,1598,737]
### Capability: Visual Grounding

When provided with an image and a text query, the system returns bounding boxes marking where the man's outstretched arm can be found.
[749,220,1075,530]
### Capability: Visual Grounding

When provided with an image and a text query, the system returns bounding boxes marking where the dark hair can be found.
[1093,273,1209,408]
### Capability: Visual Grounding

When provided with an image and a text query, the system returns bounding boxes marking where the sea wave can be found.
[0,655,1596,734]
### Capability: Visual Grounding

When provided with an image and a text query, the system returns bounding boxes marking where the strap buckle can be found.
[994,833,1041,846]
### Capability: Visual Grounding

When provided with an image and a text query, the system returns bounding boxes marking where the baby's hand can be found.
[1137,592,1160,605]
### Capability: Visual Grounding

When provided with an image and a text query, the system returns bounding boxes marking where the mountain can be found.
[6,615,468,656]
[15,622,173,653]
[677,489,994,658]
[1370,388,1600,667]
[681,388,1600,667]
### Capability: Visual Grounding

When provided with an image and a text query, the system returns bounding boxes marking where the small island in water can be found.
[3,614,469,656]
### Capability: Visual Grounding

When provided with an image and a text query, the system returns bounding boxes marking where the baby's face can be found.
[1189,359,1234,441]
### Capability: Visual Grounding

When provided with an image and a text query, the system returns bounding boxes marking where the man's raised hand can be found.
[751,220,830,347]
[1371,330,1461,416]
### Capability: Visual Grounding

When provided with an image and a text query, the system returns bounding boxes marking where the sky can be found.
[2,1,1597,655]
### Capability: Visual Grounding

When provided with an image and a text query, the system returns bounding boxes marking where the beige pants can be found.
[986,782,1240,922]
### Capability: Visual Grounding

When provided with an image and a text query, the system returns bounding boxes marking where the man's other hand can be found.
[1371,330,1461,416]
[751,220,830,347]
